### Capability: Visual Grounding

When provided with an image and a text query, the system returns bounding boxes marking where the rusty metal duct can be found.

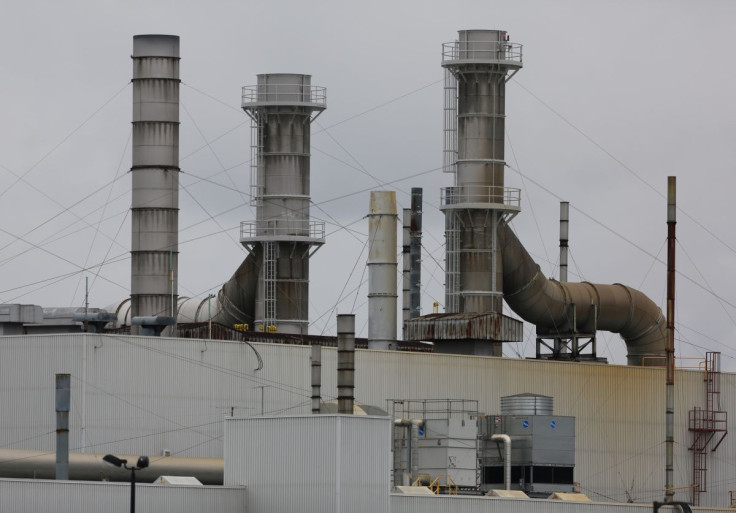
[337,314,355,414]
[311,343,322,414]
[240,74,326,335]
[499,224,666,365]
[130,34,180,336]
[368,191,398,350]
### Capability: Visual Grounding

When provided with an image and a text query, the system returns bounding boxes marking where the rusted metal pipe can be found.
[665,176,676,502]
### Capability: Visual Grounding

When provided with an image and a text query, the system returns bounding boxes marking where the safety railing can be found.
[688,407,728,432]
[242,84,327,107]
[441,186,521,209]
[442,41,523,64]
[240,220,325,240]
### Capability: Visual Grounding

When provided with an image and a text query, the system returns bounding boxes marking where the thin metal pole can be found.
[559,201,569,282]
[84,276,89,333]
[665,176,676,503]
[130,467,136,513]
[208,294,212,339]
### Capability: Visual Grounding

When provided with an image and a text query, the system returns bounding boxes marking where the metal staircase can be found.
[688,352,728,506]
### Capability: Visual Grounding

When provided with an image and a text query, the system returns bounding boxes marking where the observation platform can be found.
[241,84,327,110]
[439,186,521,213]
[240,220,326,245]
[441,40,523,70]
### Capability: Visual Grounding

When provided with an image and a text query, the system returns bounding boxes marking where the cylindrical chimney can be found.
[368,191,398,350]
[337,314,355,415]
[240,74,326,335]
[441,30,522,323]
[130,34,180,336]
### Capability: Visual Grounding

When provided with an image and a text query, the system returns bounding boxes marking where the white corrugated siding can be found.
[1,334,735,507]
[391,494,729,513]
[0,478,245,513]
[224,415,391,513]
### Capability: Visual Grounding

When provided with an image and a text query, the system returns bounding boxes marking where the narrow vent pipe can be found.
[130,34,180,336]
[55,374,70,480]
[499,223,666,365]
[367,191,398,350]
[311,344,322,414]
[409,188,422,319]
[402,209,411,324]
[337,314,355,414]
[491,434,511,490]
[559,201,569,282]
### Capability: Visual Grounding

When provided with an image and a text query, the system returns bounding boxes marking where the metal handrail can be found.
[441,186,521,208]
[240,220,325,240]
[242,84,327,107]
[442,41,523,64]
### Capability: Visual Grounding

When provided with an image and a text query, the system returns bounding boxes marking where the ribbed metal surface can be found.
[501,393,554,415]
[391,495,726,513]
[1,334,735,507]
[130,34,180,335]
[403,312,523,342]
[224,415,390,513]
[0,479,245,513]
[367,191,398,349]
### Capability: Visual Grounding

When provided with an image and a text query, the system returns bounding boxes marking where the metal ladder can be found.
[262,241,277,329]
[249,112,264,206]
[445,211,460,313]
[443,68,457,174]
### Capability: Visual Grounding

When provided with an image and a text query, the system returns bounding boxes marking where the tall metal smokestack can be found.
[559,201,569,282]
[130,35,180,336]
[441,30,522,355]
[409,188,422,318]
[241,75,326,334]
[664,176,676,502]
[368,191,398,350]
[55,373,70,480]
[337,314,355,415]
[402,209,411,324]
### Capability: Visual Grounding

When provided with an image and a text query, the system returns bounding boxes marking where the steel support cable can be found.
[110,335,314,399]
[71,131,132,305]
[0,82,130,204]
[309,276,366,331]
[181,102,253,215]
[318,233,368,335]
[506,162,736,313]
[512,78,736,261]
[678,238,736,329]
[0,431,55,449]
[506,128,552,273]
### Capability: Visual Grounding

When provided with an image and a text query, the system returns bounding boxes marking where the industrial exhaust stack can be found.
[368,191,398,350]
[405,29,666,364]
[240,74,326,334]
[130,34,180,336]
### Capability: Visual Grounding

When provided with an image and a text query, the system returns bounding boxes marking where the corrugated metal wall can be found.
[0,478,245,513]
[0,334,734,507]
[224,415,391,513]
[391,494,727,513]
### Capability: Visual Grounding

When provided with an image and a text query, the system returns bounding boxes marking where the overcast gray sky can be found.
[1,0,734,368]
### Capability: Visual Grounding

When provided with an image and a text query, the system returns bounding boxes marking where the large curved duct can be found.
[108,252,258,330]
[499,223,666,365]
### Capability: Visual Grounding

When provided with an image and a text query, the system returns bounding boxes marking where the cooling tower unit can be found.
[240,74,326,335]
